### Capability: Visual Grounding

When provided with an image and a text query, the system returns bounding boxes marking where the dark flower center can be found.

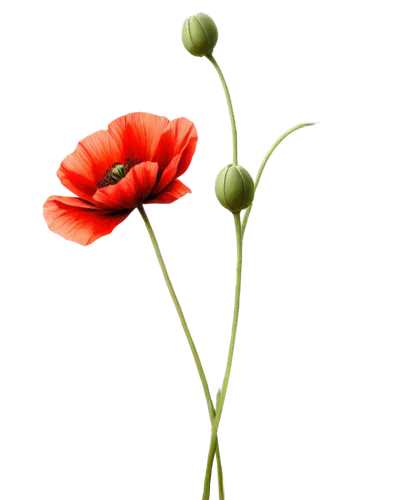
[97,158,140,188]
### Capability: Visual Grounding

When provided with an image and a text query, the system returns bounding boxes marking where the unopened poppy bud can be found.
[182,13,218,57]
[215,164,255,213]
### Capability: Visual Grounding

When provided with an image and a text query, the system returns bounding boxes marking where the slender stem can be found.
[206,54,238,166]
[202,213,243,500]
[138,205,224,498]
[241,122,317,237]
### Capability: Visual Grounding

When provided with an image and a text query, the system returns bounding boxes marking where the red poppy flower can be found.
[43,112,198,245]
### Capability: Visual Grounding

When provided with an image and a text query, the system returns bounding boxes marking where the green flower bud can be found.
[215,164,255,213]
[182,13,218,57]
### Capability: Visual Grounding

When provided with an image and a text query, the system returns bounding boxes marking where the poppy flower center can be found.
[97,158,140,188]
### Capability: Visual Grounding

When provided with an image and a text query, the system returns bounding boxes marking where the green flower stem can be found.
[241,122,317,237]
[202,213,243,500]
[206,54,238,166]
[138,205,224,499]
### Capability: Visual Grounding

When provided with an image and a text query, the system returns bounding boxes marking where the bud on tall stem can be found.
[182,13,218,57]
[215,164,255,213]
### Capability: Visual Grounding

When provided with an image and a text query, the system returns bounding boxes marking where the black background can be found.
[36,4,340,499]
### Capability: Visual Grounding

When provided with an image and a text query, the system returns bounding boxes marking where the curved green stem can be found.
[242,122,317,237]
[202,213,243,500]
[138,205,224,499]
[206,54,238,166]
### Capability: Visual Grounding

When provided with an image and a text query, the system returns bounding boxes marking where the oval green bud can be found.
[215,164,255,213]
[182,13,218,57]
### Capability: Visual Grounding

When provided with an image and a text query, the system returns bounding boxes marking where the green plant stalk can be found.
[138,205,224,499]
[241,122,317,237]
[202,54,239,500]
[206,54,238,166]
[202,213,243,500]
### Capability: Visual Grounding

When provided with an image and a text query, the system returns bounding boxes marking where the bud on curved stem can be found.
[182,13,218,57]
[215,164,255,213]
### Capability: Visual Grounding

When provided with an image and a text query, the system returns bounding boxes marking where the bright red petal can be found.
[108,112,169,164]
[43,195,130,246]
[79,127,125,184]
[105,113,129,159]
[153,118,198,174]
[58,145,98,200]
[146,179,191,205]
[153,154,181,194]
[131,161,160,203]
[176,135,198,177]
[93,161,159,210]
[58,130,124,200]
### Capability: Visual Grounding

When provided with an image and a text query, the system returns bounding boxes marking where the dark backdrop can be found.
[38,4,340,500]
